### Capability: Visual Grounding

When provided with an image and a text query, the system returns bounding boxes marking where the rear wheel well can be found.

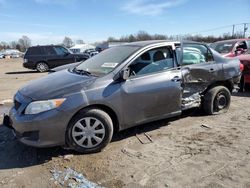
[204,80,234,94]
[70,104,120,134]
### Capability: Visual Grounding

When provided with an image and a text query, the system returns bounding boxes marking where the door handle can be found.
[171,76,181,82]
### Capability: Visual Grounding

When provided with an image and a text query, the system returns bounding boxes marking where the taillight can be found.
[240,63,244,72]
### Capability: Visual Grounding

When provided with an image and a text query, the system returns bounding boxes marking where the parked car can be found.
[11,53,20,58]
[4,40,241,153]
[210,38,250,57]
[238,49,250,91]
[23,45,89,72]
[83,48,99,57]
[0,54,4,59]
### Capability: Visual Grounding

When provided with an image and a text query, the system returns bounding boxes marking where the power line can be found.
[188,23,250,35]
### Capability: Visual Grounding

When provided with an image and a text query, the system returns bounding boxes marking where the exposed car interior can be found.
[236,41,248,51]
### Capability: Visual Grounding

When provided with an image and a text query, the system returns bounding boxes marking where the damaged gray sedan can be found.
[5,40,241,153]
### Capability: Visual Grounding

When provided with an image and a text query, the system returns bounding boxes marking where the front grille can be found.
[14,99,22,110]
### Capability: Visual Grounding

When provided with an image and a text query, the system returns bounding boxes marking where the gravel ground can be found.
[0,58,250,188]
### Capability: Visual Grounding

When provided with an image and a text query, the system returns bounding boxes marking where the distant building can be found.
[70,44,95,53]
[0,49,23,58]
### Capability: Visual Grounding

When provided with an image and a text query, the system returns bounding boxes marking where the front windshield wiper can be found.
[72,67,98,77]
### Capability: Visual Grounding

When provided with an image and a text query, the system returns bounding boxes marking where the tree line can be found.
[0,36,31,52]
[107,30,247,43]
[0,31,248,52]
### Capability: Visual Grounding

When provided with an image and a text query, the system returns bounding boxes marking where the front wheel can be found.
[203,86,231,115]
[67,108,113,153]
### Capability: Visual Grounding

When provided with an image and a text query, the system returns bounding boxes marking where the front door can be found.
[119,46,182,128]
[53,46,75,66]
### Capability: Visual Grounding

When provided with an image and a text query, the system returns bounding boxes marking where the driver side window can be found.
[129,46,174,77]
[54,47,68,55]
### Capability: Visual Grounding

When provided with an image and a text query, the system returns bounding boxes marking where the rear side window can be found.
[182,44,214,65]
[26,47,43,55]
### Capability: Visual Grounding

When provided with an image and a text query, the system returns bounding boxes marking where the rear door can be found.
[179,42,221,95]
[119,45,182,128]
[44,46,60,68]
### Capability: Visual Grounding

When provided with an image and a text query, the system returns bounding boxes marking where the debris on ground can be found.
[200,124,211,129]
[135,133,153,144]
[0,99,13,105]
[121,148,143,159]
[50,168,103,188]
[63,154,74,161]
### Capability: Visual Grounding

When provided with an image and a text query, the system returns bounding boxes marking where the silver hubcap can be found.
[72,117,105,148]
[37,63,48,72]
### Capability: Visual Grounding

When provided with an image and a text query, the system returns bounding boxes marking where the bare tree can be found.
[136,31,152,41]
[62,37,73,48]
[10,41,18,49]
[18,36,31,52]
[0,42,9,50]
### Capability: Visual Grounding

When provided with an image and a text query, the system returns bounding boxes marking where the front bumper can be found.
[8,107,72,147]
[6,91,74,148]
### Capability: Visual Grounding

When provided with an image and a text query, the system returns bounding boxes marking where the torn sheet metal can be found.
[181,93,201,110]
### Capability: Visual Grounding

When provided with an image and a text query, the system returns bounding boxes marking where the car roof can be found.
[120,40,180,47]
[30,45,64,48]
[120,40,211,48]
[213,38,250,44]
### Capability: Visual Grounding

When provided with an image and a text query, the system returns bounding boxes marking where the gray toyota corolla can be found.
[5,40,241,153]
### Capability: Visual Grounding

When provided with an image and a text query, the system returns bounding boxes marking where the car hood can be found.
[19,70,96,100]
[50,62,81,72]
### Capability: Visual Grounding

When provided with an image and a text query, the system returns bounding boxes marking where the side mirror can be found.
[113,68,130,81]
[122,68,130,80]
[64,52,70,56]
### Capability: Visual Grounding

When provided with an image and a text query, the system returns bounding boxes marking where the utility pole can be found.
[232,24,235,38]
[243,23,248,38]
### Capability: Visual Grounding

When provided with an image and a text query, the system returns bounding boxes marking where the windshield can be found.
[210,41,236,54]
[75,45,140,76]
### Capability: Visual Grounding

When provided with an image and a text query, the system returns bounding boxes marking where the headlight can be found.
[24,59,28,63]
[25,98,66,115]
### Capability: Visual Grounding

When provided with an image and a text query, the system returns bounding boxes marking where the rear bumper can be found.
[23,62,36,69]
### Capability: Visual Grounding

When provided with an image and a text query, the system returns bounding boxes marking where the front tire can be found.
[67,108,113,153]
[203,86,231,115]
